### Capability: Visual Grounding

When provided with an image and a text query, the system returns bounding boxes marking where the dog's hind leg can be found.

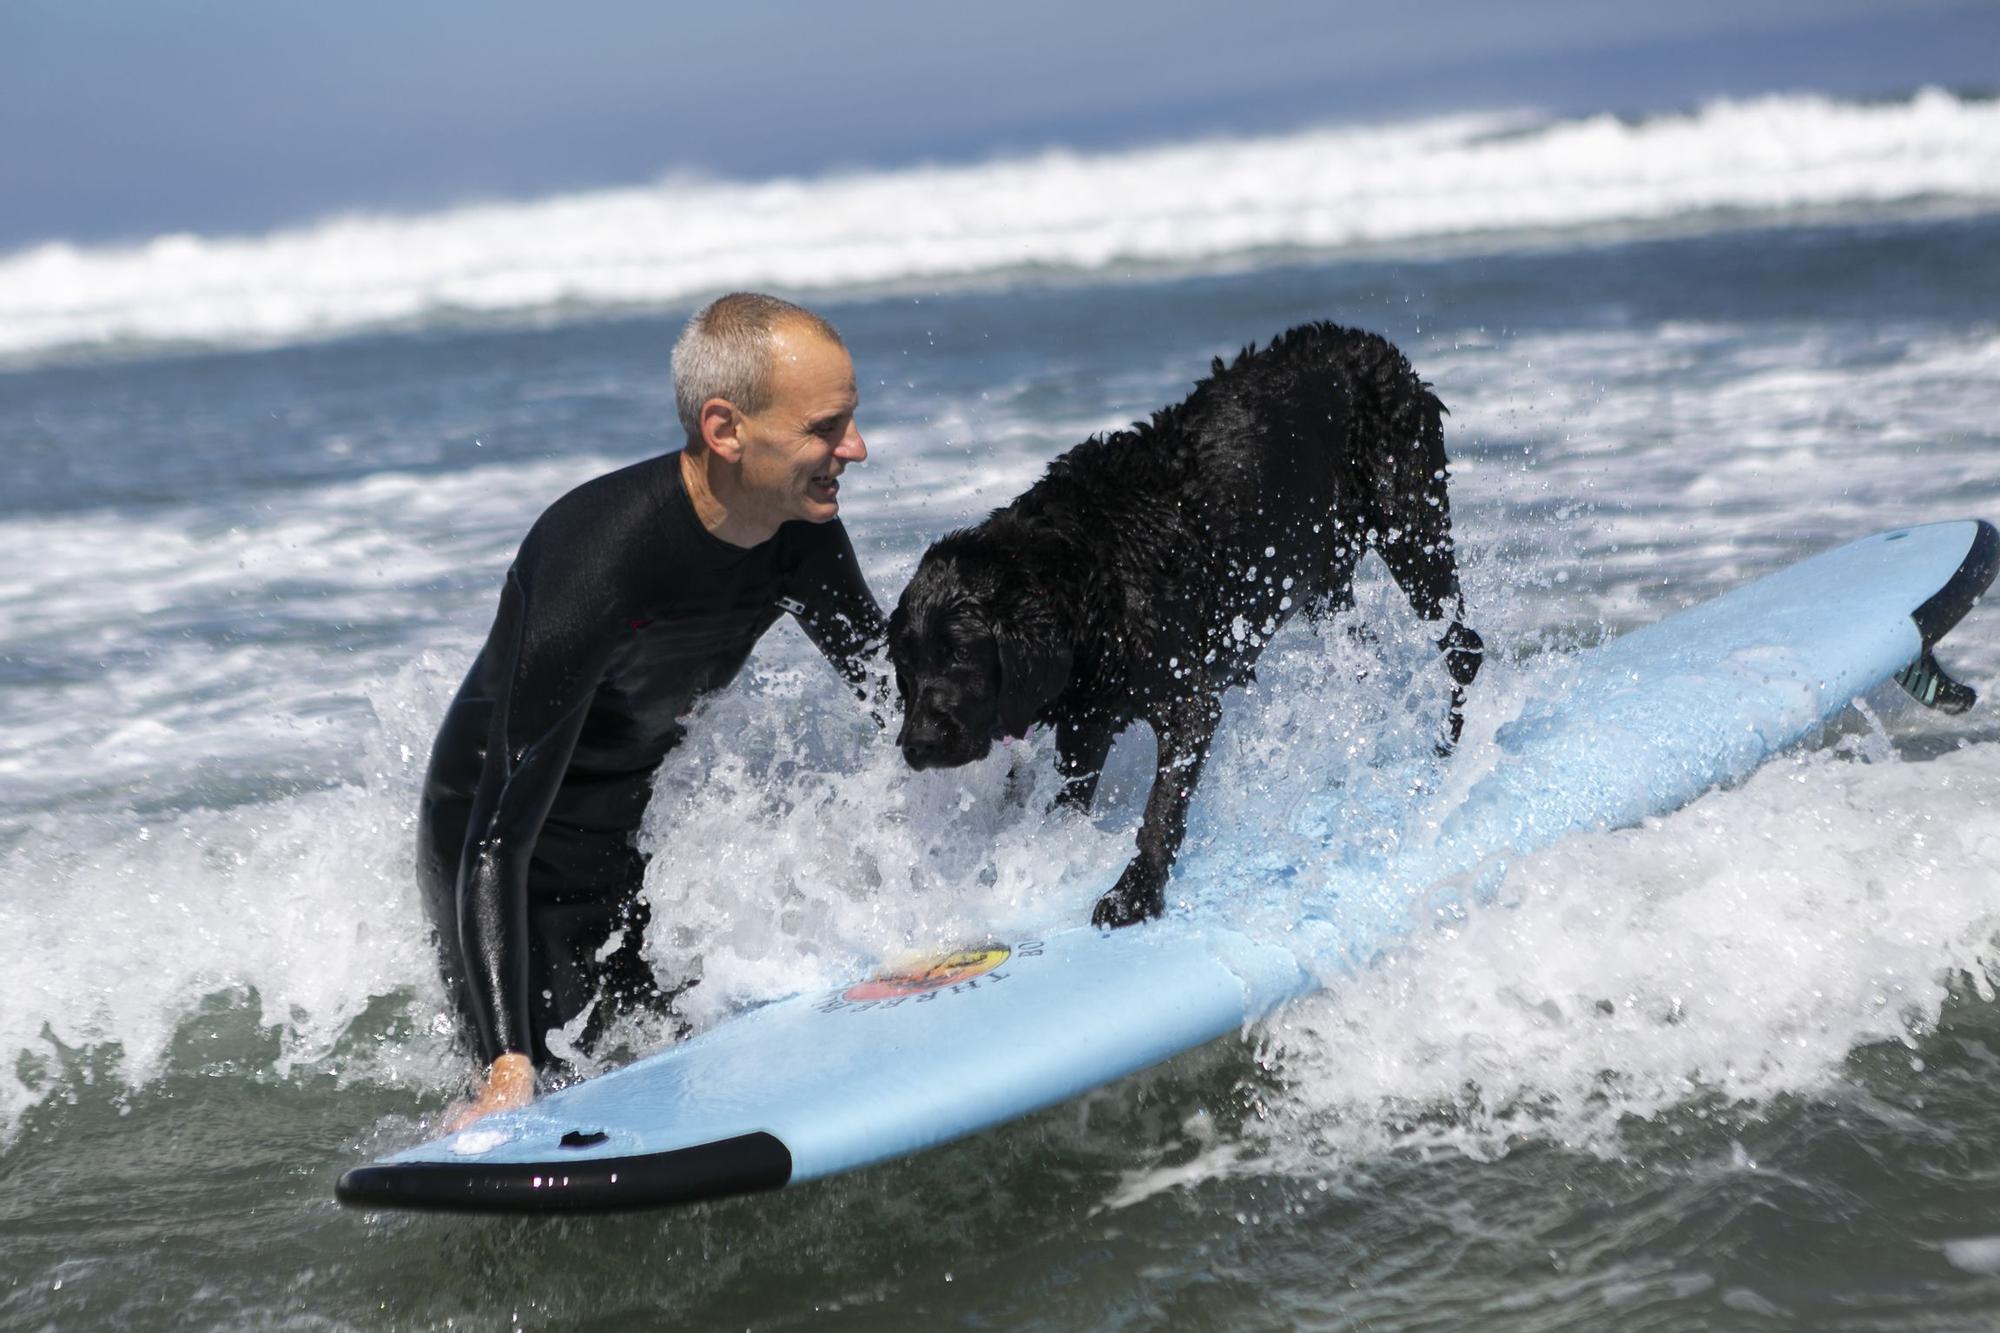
[1091,693,1222,928]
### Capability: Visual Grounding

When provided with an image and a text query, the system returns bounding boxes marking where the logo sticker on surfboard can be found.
[843,945,1010,1000]
[815,940,1043,1015]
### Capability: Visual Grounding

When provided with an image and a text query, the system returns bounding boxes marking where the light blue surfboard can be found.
[338,520,1996,1214]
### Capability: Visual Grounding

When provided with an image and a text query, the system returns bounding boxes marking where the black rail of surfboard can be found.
[1914,520,1999,648]
[334,1131,792,1214]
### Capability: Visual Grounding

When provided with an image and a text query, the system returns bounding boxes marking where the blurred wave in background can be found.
[3,89,1996,361]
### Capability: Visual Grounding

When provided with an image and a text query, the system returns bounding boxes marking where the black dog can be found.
[889,322,1482,927]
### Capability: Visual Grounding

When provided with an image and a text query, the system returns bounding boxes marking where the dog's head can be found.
[888,532,1072,770]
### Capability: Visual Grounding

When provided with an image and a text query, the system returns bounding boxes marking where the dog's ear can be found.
[997,634,1072,739]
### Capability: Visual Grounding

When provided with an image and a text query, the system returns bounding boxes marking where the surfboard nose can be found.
[335,1131,792,1214]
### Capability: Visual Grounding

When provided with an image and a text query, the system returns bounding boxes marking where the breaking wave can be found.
[3,88,1996,363]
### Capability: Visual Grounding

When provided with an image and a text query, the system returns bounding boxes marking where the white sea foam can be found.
[3,305,1998,1151]
[8,565,1995,1156]
[0,455,616,818]
[3,89,1997,362]
[1423,322,2000,627]
[1248,736,2000,1169]
[0,665,452,1136]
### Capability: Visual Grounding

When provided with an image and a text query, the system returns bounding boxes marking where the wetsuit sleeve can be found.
[454,558,614,1065]
[784,519,887,699]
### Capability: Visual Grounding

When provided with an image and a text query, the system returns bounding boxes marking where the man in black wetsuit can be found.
[417,292,884,1126]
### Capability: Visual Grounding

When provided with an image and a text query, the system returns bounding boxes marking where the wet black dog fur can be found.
[889,321,1483,927]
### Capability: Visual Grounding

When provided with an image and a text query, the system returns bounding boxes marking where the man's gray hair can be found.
[672,292,845,446]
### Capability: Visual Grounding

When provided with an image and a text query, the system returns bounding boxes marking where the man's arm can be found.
[787,519,888,703]
[450,564,608,1085]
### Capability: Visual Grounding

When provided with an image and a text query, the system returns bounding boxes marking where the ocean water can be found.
[4,90,2000,1330]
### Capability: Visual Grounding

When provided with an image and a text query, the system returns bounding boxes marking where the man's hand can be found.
[444,1052,535,1133]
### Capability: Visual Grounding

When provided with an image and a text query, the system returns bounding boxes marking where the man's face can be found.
[733,322,866,526]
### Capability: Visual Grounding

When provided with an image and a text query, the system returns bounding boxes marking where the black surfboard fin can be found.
[1894,519,1998,715]
[1895,649,1977,714]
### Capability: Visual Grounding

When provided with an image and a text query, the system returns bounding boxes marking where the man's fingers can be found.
[443,1053,536,1133]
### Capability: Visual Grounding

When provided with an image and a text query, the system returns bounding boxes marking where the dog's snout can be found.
[901,684,990,770]
[898,702,951,770]
[901,729,952,770]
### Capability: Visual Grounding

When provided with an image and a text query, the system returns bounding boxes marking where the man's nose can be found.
[836,423,867,463]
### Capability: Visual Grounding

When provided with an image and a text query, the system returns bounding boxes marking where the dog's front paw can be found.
[1438,621,1483,686]
[1091,861,1167,928]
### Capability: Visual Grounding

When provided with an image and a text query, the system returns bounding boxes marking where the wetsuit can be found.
[416,451,883,1069]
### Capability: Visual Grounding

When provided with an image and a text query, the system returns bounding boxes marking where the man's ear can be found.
[701,398,745,462]
[997,633,1072,739]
